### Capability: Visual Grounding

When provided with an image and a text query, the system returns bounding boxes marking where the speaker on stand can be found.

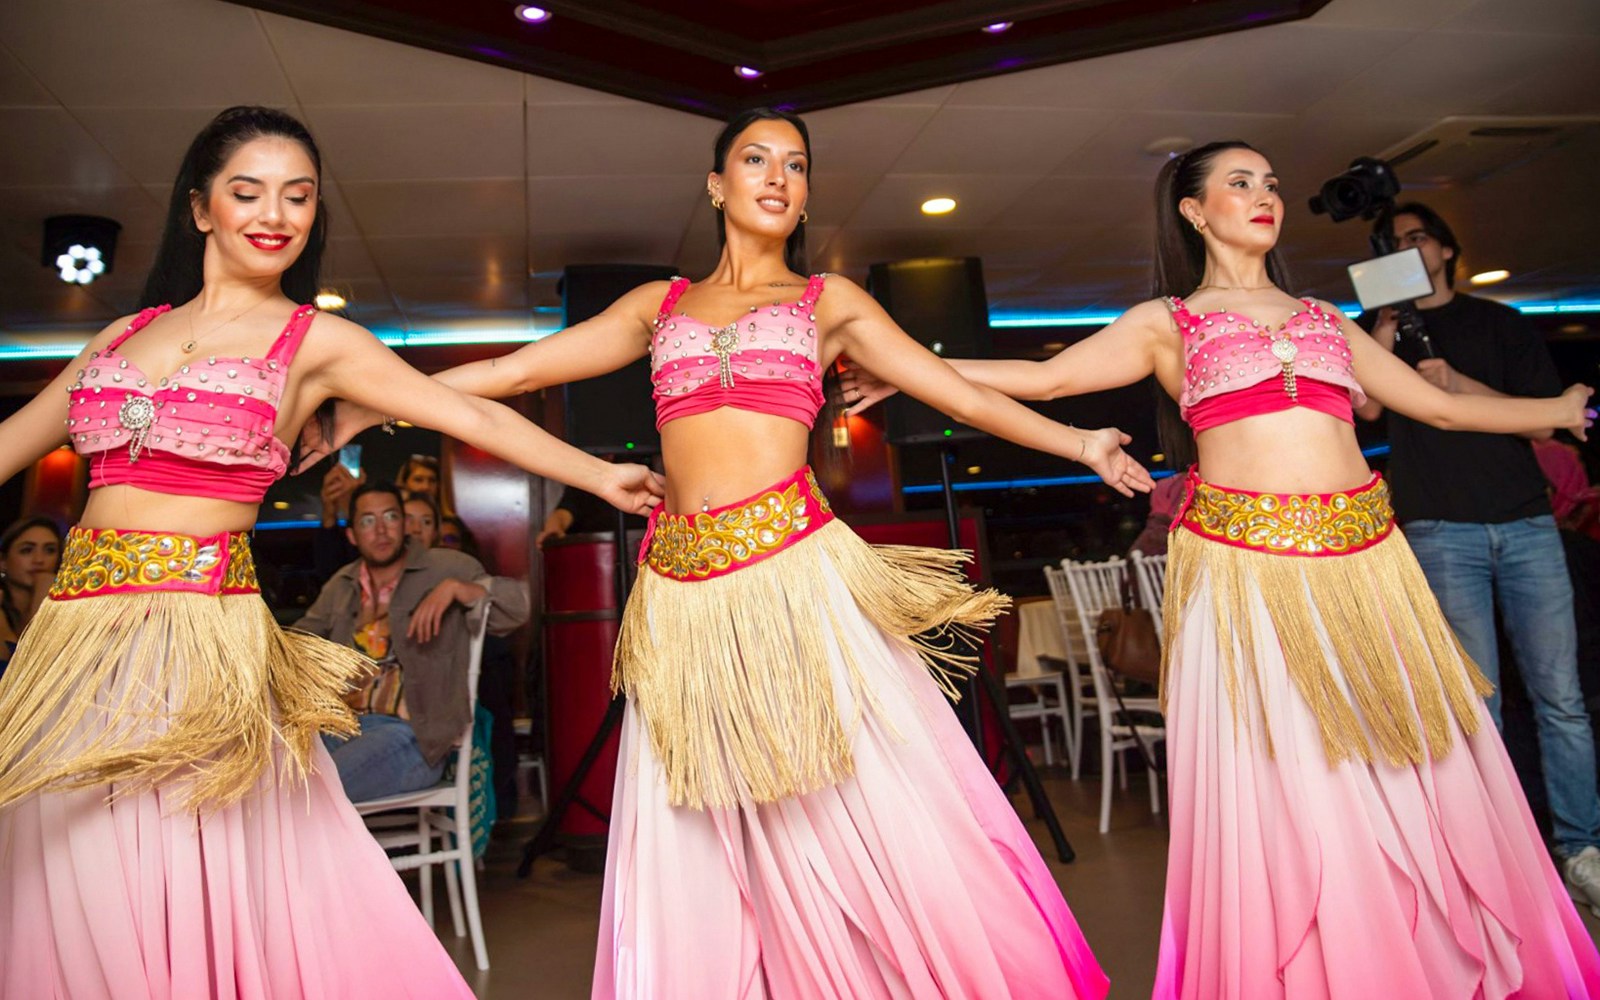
[866,256,1075,863]
[520,263,675,877]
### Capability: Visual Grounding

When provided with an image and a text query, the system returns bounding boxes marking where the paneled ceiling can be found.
[0,0,1597,349]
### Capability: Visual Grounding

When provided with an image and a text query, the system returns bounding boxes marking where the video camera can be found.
[1310,157,1436,356]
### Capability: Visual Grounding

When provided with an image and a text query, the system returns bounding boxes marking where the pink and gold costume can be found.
[1153,299,1600,998]
[0,306,475,999]
[593,276,1109,999]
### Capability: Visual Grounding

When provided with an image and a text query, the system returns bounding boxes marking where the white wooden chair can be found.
[1059,559,1167,833]
[1129,550,1169,642]
[1042,564,1096,778]
[353,601,492,970]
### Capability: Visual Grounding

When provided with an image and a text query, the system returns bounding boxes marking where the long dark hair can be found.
[141,106,328,309]
[1150,140,1294,469]
[710,107,811,276]
[0,516,62,634]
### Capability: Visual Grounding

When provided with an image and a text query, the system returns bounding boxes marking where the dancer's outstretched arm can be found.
[1329,303,1593,440]
[823,278,1154,497]
[840,299,1177,414]
[293,282,666,470]
[294,312,664,513]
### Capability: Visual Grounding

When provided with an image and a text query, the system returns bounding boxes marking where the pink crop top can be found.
[649,274,828,429]
[1171,296,1367,434]
[67,303,317,503]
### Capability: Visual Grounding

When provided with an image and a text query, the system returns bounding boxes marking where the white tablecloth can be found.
[1014,597,1076,678]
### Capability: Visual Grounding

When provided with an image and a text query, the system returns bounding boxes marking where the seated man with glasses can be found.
[296,483,529,801]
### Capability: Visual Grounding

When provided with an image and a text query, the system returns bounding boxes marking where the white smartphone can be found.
[1347,247,1434,311]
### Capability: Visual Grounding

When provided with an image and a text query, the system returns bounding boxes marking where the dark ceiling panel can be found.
[227,0,1332,117]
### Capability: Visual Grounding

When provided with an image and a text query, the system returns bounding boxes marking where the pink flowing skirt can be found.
[1154,535,1600,999]
[594,545,1108,999]
[0,597,474,1000]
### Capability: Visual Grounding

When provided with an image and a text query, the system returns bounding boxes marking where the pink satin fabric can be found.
[595,537,1110,999]
[0,717,474,999]
[650,275,827,429]
[1173,296,1366,427]
[1154,533,1600,999]
[71,304,314,503]
[1187,376,1354,434]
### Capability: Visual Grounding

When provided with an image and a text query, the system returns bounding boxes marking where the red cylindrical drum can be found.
[542,533,624,844]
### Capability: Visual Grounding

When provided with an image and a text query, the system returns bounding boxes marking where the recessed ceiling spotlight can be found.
[921,197,957,215]
[1042,341,1066,351]
[314,291,347,310]
[981,22,1013,34]
[513,5,552,23]
[734,65,763,80]
[1144,136,1195,158]
[966,465,982,475]
[1470,269,1510,285]
[43,214,120,286]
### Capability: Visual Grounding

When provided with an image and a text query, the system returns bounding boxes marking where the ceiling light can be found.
[1144,136,1194,158]
[272,501,291,510]
[43,215,120,286]
[966,465,982,475]
[734,65,763,80]
[314,291,347,310]
[1042,341,1065,351]
[513,5,551,23]
[1470,269,1510,285]
[981,22,1013,34]
[921,197,957,215]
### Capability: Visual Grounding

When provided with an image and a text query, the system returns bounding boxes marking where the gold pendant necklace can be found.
[182,294,273,354]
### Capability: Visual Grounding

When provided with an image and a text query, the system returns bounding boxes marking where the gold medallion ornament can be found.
[710,323,740,389]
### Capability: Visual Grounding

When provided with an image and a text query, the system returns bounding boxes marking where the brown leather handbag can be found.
[1095,583,1161,685]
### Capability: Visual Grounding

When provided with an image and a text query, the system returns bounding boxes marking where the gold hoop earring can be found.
[710,193,724,211]
[800,209,808,224]
[1192,219,1205,233]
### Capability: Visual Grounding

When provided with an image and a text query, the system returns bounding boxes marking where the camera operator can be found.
[1355,202,1600,903]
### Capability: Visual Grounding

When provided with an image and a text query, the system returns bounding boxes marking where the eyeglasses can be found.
[354,510,403,530]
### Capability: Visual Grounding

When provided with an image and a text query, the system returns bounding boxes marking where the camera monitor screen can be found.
[1347,248,1434,311]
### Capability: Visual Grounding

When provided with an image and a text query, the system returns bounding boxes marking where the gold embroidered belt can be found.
[639,466,835,581]
[1175,469,1393,556]
[49,525,260,599]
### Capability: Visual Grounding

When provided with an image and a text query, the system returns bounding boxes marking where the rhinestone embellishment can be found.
[117,394,156,461]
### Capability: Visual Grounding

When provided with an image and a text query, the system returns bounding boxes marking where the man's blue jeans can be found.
[322,713,445,803]
[1405,515,1600,854]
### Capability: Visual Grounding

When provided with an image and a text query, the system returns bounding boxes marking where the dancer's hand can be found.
[599,464,666,515]
[294,399,384,475]
[839,361,898,416]
[1559,384,1596,442]
[1078,427,1156,498]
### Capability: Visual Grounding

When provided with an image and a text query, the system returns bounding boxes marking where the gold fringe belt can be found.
[0,526,365,813]
[1163,473,1491,766]
[616,467,1009,809]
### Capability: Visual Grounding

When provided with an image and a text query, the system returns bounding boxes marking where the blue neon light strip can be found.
[901,444,1391,494]
[5,302,1597,362]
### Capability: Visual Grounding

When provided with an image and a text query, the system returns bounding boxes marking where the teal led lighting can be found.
[5,302,1597,364]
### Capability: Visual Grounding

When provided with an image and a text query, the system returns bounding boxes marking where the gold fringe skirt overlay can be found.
[1153,469,1600,999]
[0,526,363,812]
[0,526,479,999]
[596,465,1111,999]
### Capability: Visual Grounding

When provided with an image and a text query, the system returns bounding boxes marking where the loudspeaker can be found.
[866,257,993,446]
[561,263,678,455]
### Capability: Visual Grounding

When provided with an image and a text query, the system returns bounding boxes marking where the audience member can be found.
[1356,202,1600,903]
[396,454,441,503]
[296,483,528,801]
[404,493,441,550]
[0,516,61,681]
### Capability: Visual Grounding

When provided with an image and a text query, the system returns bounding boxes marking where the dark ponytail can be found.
[710,107,811,276]
[141,105,328,309]
[1150,140,1293,470]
